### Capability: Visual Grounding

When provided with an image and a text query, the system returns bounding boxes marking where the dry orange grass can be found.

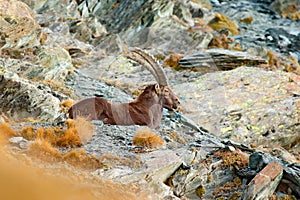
[0,122,152,200]
[63,149,100,170]
[133,128,164,149]
[60,99,74,113]
[0,123,16,144]
[29,139,62,161]
[20,117,94,147]
[0,137,150,200]
[73,117,95,144]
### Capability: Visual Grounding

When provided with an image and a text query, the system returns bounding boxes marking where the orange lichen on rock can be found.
[266,50,300,75]
[208,33,242,50]
[59,99,74,112]
[239,16,253,24]
[281,4,300,20]
[163,54,184,70]
[213,177,242,199]
[208,13,240,35]
[213,149,249,168]
[133,128,164,149]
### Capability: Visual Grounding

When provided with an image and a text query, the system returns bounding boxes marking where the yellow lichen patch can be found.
[290,11,300,20]
[213,149,249,168]
[163,54,184,70]
[190,0,212,9]
[43,79,74,97]
[195,183,206,198]
[133,128,164,149]
[208,13,240,36]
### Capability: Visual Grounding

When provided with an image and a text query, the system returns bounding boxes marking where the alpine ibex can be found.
[68,48,180,128]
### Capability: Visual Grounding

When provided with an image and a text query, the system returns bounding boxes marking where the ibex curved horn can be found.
[124,48,169,86]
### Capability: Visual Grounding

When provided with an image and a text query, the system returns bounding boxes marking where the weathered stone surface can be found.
[34,46,73,81]
[174,67,300,147]
[78,0,214,54]
[179,48,267,72]
[1,0,300,199]
[211,0,300,59]
[0,72,61,121]
[241,162,283,200]
[0,0,41,49]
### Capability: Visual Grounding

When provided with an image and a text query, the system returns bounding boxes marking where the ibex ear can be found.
[154,84,160,94]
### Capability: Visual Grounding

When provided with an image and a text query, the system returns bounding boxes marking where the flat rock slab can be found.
[242,161,283,200]
[179,48,267,72]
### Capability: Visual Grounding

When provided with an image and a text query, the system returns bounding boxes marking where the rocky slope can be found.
[0,0,300,199]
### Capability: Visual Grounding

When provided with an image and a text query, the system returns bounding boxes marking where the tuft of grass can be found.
[0,145,150,200]
[213,149,249,169]
[0,122,16,144]
[213,177,242,199]
[20,117,94,148]
[29,139,62,161]
[133,128,164,149]
[55,128,82,147]
[20,126,35,140]
[74,117,95,144]
[63,149,100,170]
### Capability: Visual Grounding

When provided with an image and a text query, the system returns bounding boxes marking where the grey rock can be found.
[0,0,41,49]
[179,48,267,72]
[0,72,61,121]
[9,136,30,149]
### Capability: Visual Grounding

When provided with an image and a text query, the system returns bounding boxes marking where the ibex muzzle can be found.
[68,48,180,129]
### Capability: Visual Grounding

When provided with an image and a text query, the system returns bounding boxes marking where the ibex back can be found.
[68,48,180,129]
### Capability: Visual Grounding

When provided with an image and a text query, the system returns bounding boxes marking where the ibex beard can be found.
[68,84,180,129]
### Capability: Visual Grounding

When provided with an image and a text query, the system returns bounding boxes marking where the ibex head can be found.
[125,48,180,111]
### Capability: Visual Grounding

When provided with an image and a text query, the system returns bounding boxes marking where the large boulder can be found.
[0,0,41,49]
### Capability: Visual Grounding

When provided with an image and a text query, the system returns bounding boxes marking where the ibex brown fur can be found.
[68,48,180,129]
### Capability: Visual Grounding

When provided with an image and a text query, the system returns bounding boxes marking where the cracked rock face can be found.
[0,72,61,121]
